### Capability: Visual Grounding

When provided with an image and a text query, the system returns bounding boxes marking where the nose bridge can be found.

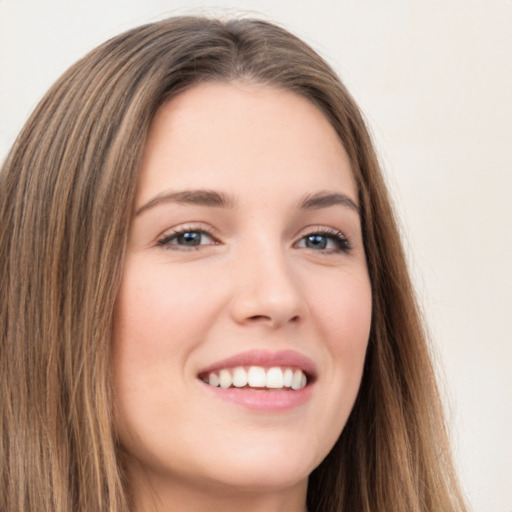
[230,232,304,327]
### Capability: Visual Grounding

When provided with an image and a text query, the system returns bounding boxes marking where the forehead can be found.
[137,82,356,206]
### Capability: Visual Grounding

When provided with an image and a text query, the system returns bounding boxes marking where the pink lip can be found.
[197,349,317,412]
[197,349,317,378]
[201,384,313,412]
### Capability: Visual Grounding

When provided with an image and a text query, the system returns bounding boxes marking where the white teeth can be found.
[232,367,248,388]
[247,366,266,387]
[204,366,308,390]
[291,369,305,390]
[266,367,284,388]
[219,369,232,389]
[283,368,293,387]
[208,372,220,387]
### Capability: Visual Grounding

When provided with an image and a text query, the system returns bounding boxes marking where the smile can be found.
[201,366,308,390]
[196,349,316,412]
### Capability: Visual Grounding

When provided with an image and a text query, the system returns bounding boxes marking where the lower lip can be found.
[199,381,313,412]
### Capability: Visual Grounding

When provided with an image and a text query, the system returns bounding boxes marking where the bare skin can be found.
[112,82,371,512]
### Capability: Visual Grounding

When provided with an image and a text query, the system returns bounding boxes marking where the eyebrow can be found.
[136,189,236,215]
[136,188,360,216]
[298,191,360,214]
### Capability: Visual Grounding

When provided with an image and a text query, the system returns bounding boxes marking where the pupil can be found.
[306,234,327,249]
[178,232,201,245]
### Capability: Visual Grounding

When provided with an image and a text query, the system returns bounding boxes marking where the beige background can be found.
[1,1,511,510]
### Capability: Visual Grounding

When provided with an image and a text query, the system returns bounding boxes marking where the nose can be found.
[229,242,306,329]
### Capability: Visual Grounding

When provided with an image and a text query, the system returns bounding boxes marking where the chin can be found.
[200,461,311,494]
[191,435,324,492]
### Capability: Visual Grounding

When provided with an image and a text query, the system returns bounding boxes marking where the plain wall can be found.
[1,1,511,511]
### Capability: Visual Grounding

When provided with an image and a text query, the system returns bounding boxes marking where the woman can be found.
[0,16,469,512]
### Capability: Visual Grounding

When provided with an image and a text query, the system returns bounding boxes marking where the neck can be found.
[127,468,309,512]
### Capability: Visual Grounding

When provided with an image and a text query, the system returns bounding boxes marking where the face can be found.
[112,82,372,506]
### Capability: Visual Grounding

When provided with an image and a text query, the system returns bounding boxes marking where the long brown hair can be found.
[0,16,468,512]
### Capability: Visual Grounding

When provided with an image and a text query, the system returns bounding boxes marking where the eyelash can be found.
[156,225,352,254]
[295,227,352,253]
[156,225,218,250]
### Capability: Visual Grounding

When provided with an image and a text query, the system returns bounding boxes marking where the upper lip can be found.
[197,349,317,380]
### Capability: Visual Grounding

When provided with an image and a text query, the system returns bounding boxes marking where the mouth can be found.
[199,365,309,391]
[196,349,316,411]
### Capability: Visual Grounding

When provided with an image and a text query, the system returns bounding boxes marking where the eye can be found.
[157,228,217,249]
[295,229,351,253]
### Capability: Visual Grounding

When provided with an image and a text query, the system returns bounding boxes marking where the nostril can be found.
[249,315,271,321]
[247,313,302,326]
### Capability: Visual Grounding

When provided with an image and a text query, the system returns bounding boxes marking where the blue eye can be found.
[296,230,351,253]
[304,234,330,250]
[157,229,215,249]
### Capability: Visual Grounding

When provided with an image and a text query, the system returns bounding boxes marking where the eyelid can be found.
[153,222,352,253]
[293,225,352,253]
[155,223,222,248]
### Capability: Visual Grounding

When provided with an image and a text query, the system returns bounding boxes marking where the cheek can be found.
[110,260,198,412]
[309,268,372,354]
[292,267,371,468]
[110,263,209,466]
[112,258,222,355]
[110,257,232,435]
[307,267,371,412]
